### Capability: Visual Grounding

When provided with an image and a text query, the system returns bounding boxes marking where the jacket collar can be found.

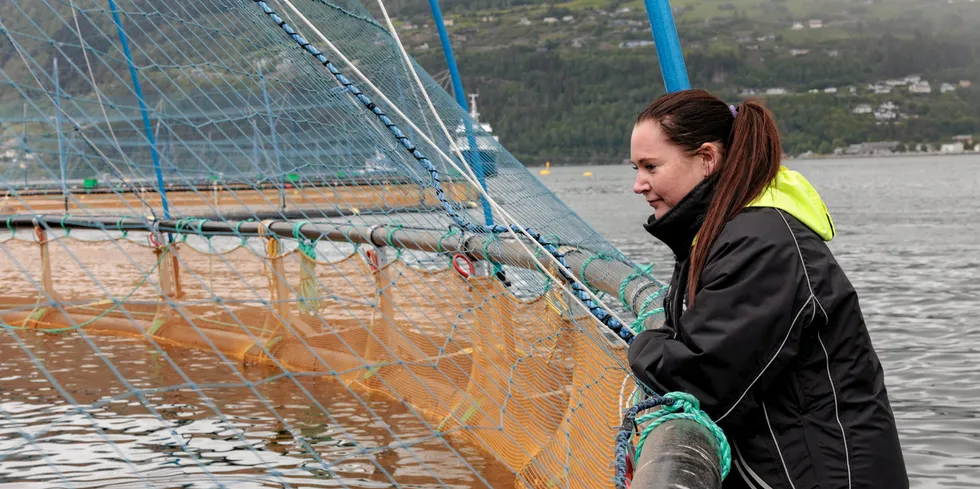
[643,175,718,260]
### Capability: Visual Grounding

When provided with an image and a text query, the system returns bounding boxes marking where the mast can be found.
[426,0,494,227]
[642,0,691,92]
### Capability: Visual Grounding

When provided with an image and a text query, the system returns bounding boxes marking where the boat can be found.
[453,93,500,177]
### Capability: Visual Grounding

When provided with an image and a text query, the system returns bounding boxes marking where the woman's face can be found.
[630,120,717,219]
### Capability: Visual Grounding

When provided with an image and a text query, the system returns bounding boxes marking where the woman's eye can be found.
[631,165,638,171]
[645,165,655,171]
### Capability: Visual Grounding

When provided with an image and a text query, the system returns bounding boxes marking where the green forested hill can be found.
[389,0,980,163]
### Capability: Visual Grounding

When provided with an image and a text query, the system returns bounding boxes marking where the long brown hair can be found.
[635,89,782,304]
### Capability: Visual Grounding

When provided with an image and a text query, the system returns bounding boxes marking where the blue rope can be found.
[252,0,635,344]
[108,0,171,219]
[613,396,673,489]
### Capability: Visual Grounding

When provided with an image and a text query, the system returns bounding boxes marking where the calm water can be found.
[2,155,978,488]
[543,155,980,488]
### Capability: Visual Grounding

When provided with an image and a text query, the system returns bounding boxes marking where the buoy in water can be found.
[583,171,593,177]
[539,161,551,175]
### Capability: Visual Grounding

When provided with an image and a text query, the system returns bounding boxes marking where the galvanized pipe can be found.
[630,418,722,489]
[2,215,665,330]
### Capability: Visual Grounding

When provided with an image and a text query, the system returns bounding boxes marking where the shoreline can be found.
[525,151,980,167]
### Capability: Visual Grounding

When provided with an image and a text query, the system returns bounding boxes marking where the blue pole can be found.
[641,0,691,92]
[426,0,493,226]
[108,0,170,218]
[252,118,261,173]
[259,65,285,210]
[54,57,67,211]
[291,119,298,163]
[22,103,29,189]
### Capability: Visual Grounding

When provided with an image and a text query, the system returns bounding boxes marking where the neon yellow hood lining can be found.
[747,166,835,241]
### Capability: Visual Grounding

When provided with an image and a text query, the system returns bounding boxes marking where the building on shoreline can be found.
[843,141,901,155]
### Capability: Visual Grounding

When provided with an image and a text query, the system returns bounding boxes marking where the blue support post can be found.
[22,103,29,189]
[259,64,285,210]
[291,119,298,162]
[108,0,170,218]
[641,0,691,92]
[252,118,261,173]
[54,57,67,211]
[427,0,494,226]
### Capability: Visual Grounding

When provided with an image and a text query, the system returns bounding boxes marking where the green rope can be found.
[619,263,654,309]
[529,245,553,292]
[292,221,316,259]
[60,214,71,236]
[635,392,731,480]
[234,220,249,245]
[381,223,403,261]
[385,222,404,248]
[630,308,664,334]
[436,226,459,254]
[579,253,614,295]
[629,284,668,333]
[116,217,128,239]
[3,252,166,334]
[482,235,497,261]
[175,218,193,242]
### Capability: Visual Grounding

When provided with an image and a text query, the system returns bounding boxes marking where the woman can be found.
[627,89,908,489]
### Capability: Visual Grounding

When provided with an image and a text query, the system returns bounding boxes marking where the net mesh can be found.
[0,1,667,487]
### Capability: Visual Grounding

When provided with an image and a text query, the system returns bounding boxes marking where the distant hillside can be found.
[3,1,977,163]
[387,0,980,162]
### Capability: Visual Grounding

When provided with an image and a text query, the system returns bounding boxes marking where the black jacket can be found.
[628,169,908,489]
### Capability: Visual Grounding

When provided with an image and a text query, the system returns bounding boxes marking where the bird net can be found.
[0,1,667,487]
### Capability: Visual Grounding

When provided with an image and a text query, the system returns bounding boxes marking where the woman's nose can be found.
[633,175,649,194]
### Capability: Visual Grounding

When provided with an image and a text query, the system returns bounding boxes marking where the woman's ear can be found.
[698,142,721,176]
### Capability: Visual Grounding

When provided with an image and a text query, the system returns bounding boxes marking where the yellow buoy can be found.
[539,161,551,175]
[582,171,593,177]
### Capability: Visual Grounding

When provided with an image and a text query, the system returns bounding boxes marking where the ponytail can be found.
[686,100,781,304]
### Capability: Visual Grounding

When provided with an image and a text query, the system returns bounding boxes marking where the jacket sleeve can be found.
[627,230,811,428]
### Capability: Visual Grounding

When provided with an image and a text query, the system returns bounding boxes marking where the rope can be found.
[619,264,654,309]
[613,392,730,489]
[59,214,72,236]
[629,286,667,334]
[579,253,612,295]
[293,221,316,259]
[7,251,166,334]
[436,226,459,254]
[253,0,636,343]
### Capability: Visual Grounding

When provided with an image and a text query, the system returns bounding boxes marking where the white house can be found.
[808,19,823,28]
[852,104,873,114]
[940,142,965,154]
[909,81,932,94]
[791,22,804,30]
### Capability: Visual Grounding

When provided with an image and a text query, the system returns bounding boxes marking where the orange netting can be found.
[0,227,631,488]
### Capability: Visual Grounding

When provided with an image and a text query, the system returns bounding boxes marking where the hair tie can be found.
[729,104,738,118]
